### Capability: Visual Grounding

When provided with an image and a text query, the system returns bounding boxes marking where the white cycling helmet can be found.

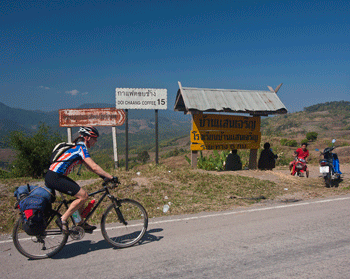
[79,126,99,138]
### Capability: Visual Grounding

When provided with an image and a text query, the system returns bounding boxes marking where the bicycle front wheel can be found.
[101,199,148,248]
[12,211,68,260]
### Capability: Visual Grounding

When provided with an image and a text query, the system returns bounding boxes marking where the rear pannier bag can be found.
[14,185,54,236]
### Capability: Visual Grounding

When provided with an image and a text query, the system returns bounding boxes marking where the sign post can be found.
[67,127,72,144]
[115,88,167,170]
[59,108,126,169]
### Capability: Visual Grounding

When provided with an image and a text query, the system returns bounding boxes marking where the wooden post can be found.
[112,126,118,169]
[67,128,72,143]
[248,149,258,169]
[248,115,260,169]
[191,151,198,168]
[190,110,202,168]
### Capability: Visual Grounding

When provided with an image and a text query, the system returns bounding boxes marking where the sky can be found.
[1,0,349,113]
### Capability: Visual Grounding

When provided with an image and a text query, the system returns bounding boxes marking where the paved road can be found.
[1,196,350,278]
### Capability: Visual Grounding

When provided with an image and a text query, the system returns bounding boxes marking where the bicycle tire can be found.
[101,199,148,248]
[12,211,68,260]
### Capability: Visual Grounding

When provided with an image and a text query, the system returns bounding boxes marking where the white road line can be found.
[2,196,350,245]
[148,196,350,225]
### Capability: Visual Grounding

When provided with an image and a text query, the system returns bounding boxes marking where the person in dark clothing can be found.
[258,142,278,170]
[224,149,242,171]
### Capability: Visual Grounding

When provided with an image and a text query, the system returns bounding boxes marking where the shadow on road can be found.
[52,228,163,259]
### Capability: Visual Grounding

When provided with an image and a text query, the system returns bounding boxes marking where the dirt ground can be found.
[202,164,350,183]
[195,164,350,203]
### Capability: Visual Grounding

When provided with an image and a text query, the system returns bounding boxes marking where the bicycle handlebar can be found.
[101,176,120,189]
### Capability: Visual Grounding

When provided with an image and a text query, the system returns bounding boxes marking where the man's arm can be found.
[83,157,113,180]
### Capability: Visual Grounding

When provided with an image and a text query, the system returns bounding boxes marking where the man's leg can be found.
[61,188,88,222]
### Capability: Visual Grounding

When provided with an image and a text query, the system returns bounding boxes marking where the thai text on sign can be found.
[59,108,126,127]
[191,130,261,143]
[191,114,261,151]
[115,88,167,110]
[193,114,260,132]
[191,142,260,151]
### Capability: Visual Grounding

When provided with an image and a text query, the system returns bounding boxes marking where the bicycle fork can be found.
[111,198,128,226]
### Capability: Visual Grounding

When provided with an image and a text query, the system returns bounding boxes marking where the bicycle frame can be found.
[53,185,123,227]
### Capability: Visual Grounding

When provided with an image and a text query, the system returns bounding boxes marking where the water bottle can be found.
[163,204,169,213]
[81,199,96,218]
[72,210,81,223]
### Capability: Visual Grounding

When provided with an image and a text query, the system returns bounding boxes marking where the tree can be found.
[137,151,150,163]
[306,132,318,141]
[8,123,63,178]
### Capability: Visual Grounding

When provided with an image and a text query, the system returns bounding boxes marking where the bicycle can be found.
[12,178,148,260]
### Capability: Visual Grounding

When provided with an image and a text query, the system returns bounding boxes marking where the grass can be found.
[2,151,350,234]
[0,163,279,234]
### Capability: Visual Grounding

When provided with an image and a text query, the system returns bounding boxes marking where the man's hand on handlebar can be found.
[100,176,120,184]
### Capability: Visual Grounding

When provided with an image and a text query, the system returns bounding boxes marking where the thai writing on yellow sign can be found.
[191,114,261,151]
[191,142,260,151]
[193,114,260,132]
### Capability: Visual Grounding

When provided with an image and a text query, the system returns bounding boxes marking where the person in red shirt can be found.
[289,143,310,177]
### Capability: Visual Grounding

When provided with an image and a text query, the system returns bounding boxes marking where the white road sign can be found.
[115,88,167,110]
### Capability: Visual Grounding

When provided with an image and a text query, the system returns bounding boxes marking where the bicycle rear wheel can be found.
[12,211,68,260]
[101,199,148,248]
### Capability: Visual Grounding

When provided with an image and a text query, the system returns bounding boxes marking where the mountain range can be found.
[0,102,191,147]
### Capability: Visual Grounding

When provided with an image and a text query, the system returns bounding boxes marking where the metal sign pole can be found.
[112,126,118,169]
[155,109,159,164]
[125,109,129,171]
[67,127,72,143]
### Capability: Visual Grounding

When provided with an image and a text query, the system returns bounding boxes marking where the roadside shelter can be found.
[174,82,288,168]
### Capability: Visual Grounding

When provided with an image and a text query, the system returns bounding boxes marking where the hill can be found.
[0,102,191,147]
[261,101,350,140]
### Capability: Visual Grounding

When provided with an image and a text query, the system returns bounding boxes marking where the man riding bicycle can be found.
[45,126,116,234]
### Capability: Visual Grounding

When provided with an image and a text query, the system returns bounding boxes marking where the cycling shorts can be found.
[45,170,81,196]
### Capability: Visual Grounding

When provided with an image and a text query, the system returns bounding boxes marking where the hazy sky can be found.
[1,0,349,112]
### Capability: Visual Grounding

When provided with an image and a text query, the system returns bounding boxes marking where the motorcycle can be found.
[291,157,308,177]
[316,139,342,187]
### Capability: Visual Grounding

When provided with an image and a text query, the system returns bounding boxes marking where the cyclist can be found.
[45,126,116,234]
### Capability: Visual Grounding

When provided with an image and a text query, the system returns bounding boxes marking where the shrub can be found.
[301,139,309,145]
[137,151,150,163]
[162,148,186,159]
[306,132,318,141]
[197,150,229,171]
[7,123,63,178]
[280,139,298,147]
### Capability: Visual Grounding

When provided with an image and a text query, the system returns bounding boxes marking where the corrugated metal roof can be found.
[174,84,288,115]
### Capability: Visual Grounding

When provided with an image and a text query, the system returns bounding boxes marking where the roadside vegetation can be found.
[1,101,350,233]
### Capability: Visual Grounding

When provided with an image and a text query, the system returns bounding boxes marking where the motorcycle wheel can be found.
[324,173,332,188]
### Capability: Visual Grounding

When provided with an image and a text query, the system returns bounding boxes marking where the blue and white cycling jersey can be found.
[49,142,90,176]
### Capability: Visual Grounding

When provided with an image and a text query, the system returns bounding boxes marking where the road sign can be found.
[190,130,261,144]
[193,114,260,132]
[190,114,261,150]
[115,88,167,110]
[59,108,125,127]
[191,141,260,151]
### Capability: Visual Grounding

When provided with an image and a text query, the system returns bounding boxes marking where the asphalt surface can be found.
[1,195,350,278]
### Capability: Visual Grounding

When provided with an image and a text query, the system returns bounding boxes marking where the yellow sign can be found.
[193,114,260,132]
[191,130,261,144]
[191,142,260,151]
[191,114,261,150]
